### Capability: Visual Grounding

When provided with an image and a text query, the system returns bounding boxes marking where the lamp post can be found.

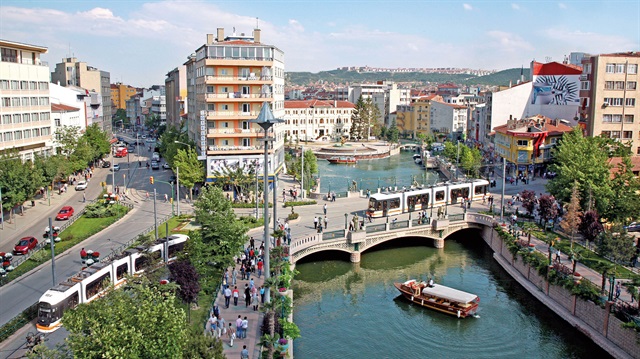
[174,141,193,216]
[250,102,284,304]
[300,145,304,199]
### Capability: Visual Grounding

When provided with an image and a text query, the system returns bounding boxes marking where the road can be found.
[0,134,182,358]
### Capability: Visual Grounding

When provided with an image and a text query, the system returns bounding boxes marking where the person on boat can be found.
[428,278,434,287]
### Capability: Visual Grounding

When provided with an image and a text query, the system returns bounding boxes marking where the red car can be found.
[14,236,38,255]
[56,206,74,220]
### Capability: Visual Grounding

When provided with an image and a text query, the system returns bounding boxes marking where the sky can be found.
[1,0,639,87]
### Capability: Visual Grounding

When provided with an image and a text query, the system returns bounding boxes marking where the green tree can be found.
[193,186,247,273]
[442,141,457,161]
[546,128,613,217]
[560,183,581,250]
[459,146,482,176]
[597,225,636,265]
[173,148,204,199]
[361,97,381,141]
[608,154,640,223]
[63,278,187,359]
[385,119,400,143]
[158,123,192,165]
[349,96,365,140]
[82,123,111,163]
[578,210,604,248]
[181,327,224,359]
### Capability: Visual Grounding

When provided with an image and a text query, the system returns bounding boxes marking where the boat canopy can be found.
[421,284,478,304]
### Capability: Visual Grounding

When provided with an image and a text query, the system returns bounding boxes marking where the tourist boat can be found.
[327,156,357,164]
[393,279,479,318]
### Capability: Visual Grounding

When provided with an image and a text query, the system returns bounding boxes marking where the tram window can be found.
[461,188,469,198]
[435,191,444,201]
[390,198,400,209]
[135,251,161,272]
[168,242,185,259]
[66,292,79,309]
[116,263,128,280]
[474,185,487,195]
[420,194,429,205]
[85,274,109,300]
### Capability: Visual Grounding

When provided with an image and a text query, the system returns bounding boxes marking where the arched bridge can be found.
[289,213,496,265]
[398,144,422,151]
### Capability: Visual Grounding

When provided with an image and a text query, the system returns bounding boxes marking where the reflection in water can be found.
[293,236,612,359]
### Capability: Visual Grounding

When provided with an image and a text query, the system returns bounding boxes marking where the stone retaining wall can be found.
[608,316,640,357]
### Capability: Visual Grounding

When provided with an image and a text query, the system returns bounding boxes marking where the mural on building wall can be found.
[531,75,579,105]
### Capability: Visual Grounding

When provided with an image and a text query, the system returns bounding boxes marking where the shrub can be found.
[287,213,299,220]
[232,202,272,208]
[284,200,316,207]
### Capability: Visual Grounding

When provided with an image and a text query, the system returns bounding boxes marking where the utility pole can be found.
[49,217,56,286]
[153,188,158,240]
[176,167,180,216]
[500,159,506,222]
[300,146,304,199]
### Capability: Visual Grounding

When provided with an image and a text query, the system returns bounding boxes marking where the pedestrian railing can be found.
[389,220,409,230]
[411,219,430,227]
[366,223,386,233]
[449,214,464,222]
[322,230,345,240]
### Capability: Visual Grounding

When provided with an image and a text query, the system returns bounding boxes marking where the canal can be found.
[316,150,439,194]
[292,231,612,358]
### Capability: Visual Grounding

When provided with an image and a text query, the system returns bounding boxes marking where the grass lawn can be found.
[156,216,193,237]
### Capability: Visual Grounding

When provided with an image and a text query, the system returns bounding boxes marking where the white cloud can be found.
[288,19,304,32]
[542,28,637,53]
[511,3,520,10]
[558,3,567,9]
[486,30,535,52]
[463,3,473,11]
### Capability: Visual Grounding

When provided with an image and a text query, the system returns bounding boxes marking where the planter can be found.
[528,244,535,252]
[572,273,582,282]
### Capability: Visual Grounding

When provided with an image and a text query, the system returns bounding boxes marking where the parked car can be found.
[151,161,160,170]
[56,206,74,220]
[624,222,640,232]
[75,181,88,191]
[111,164,121,172]
[141,135,147,139]
[162,163,171,170]
[102,161,111,168]
[13,236,38,255]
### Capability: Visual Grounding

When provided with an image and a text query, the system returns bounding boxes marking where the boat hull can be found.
[327,156,357,164]
[394,282,478,318]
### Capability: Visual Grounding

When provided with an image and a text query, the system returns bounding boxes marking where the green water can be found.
[317,151,439,194]
[292,233,612,359]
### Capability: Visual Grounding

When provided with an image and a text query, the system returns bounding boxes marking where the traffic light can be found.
[149,176,154,184]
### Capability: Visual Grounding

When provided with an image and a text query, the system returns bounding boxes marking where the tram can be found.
[35,234,189,333]
[366,179,489,218]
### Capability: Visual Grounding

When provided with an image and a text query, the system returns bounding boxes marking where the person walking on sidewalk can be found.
[324,203,327,215]
[217,316,225,338]
[241,345,249,359]
[241,317,248,339]
[313,216,318,229]
[244,284,251,307]
[233,286,239,306]
[236,315,243,340]
[224,287,232,308]
[227,323,236,347]
[82,193,86,203]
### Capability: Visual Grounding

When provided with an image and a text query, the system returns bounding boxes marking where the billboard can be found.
[531,75,580,105]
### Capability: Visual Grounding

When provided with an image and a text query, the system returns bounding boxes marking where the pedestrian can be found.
[249,278,255,290]
[224,286,232,308]
[250,237,255,250]
[241,317,248,339]
[252,292,259,311]
[164,193,168,202]
[233,286,239,306]
[313,216,318,229]
[146,191,150,200]
[82,193,86,203]
[227,323,236,347]
[324,216,328,228]
[217,316,225,338]
[241,345,249,359]
[323,203,327,215]
[555,249,561,263]
[31,199,35,207]
[260,285,265,303]
[244,284,251,307]
[232,267,238,285]
[615,282,621,299]
[257,259,263,278]
[240,265,245,281]
[282,189,286,202]
[236,315,243,339]
[208,313,217,337]
[317,223,323,233]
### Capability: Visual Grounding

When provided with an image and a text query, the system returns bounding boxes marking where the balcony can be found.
[206,145,267,155]
[204,75,273,84]
[204,110,260,119]
[205,92,273,101]
[580,74,590,81]
[207,128,262,136]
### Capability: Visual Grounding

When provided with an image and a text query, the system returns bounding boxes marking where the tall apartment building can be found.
[165,66,187,129]
[0,40,54,160]
[185,28,285,181]
[348,81,410,126]
[579,52,640,155]
[110,83,138,110]
[282,100,354,142]
[51,57,112,134]
[394,95,438,139]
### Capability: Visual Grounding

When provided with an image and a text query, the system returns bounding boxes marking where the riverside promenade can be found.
[216,173,638,358]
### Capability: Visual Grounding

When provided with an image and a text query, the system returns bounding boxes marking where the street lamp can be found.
[250,102,283,304]
[174,141,193,216]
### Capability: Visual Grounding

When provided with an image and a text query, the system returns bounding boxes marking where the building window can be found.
[1,48,17,62]
[583,63,592,74]
[604,98,623,106]
[626,98,635,107]
[10,80,18,90]
[517,150,529,163]
[606,63,616,73]
[624,115,634,123]
[23,129,31,139]
[23,113,30,122]
[55,118,61,126]
[603,114,622,122]
[601,131,611,138]
[628,81,637,90]
[628,64,638,74]
[581,81,590,90]
[242,138,251,146]
[14,131,22,140]
[3,132,12,141]
[32,128,40,137]
[13,114,21,123]
[623,131,633,139]
[0,80,8,89]
[2,115,11,124]
[616,64,626,73]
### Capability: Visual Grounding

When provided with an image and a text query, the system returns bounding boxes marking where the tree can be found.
[62,278,187,358]
[607,154,640,223]
[361,97,381,141]
[349,96,365,140]
[560,184,581,250]
[519,190,536,215]
[172,148,204,199]
[82,124,111,163]
[546,128,613,217]
[538,194,557,230]
[181,327,224,359]
[597,226,636,265]
[385,119,400,143]
[193,186,247,273]
[578,210,604,249]
[459,146,482,176]
[169,259,201,321]
[0,154,37,213]
[592,261,615,293]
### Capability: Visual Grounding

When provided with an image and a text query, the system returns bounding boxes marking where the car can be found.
[624,222,640,232]
[162,163,171,170]
[56,206,74,220]
[169,175,177,184]
[151,161,159,170]
[13,236,38,255]
[145,138,155,143]
[75,181,88,191]
[111,164,120,172]
[141,135,147,139]
[102,161,111,168]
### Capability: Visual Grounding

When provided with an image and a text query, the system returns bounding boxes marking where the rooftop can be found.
[285,99,355,109]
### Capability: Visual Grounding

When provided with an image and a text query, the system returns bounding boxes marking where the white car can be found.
[75,181,88,191]
[162,163,171,170]
[141,135,147,139]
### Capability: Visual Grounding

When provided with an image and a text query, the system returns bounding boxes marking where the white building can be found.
[283,100,354,142]
[149,95,166,125]
[0,40,54,160]
[349,81,410,126]
[49,83,89,130]
[430,101,468,139]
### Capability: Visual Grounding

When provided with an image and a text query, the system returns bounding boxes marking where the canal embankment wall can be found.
[481,226,640,359]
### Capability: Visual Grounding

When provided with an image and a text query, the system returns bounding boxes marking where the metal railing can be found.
[102,213,172,263]
[449,213,464,222]
[322,229,345,240]
[366,224,386,233]
[389,220,409,230]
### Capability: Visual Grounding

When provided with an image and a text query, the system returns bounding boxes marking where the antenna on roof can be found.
[256,17,259,29]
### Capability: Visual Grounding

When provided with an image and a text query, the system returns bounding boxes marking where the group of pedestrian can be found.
[313,215,328,233]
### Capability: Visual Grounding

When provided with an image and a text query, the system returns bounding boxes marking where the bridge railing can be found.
[449,213,465,222]
[389,220,409,230]
[411,218,431,227]
[366,223,386,233]
[322,229,346,240]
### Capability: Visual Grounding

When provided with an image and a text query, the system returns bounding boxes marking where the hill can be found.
[285,68,530,88]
